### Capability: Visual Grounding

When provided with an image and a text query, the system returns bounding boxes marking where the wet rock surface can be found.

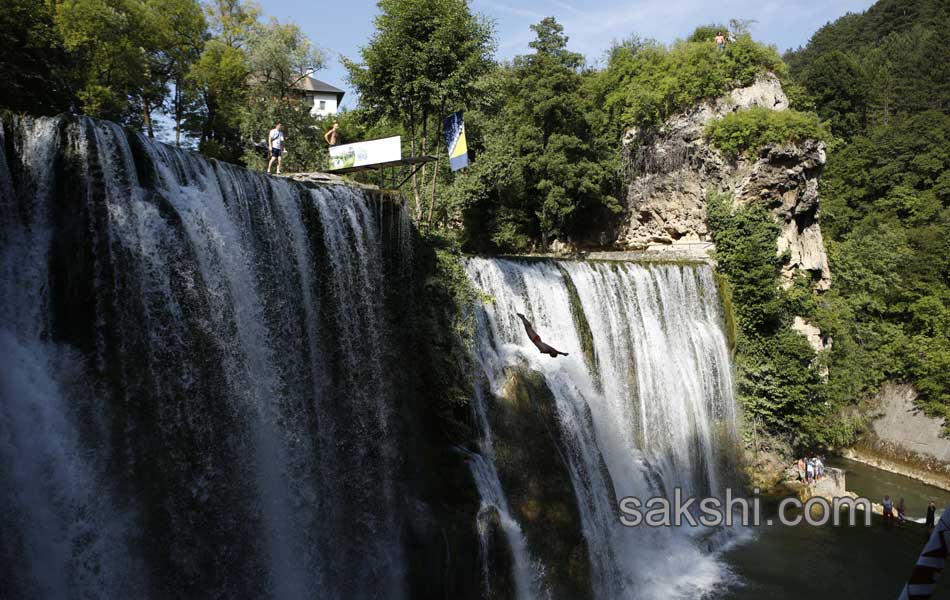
[488,367,594,599]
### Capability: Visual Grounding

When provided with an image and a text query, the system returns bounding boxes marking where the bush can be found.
[596,33,787,134]
[707,191,838,448]
[705,106,831,158]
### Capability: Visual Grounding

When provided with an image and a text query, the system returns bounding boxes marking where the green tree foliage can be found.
[186,38,250,160]
[787,0,950,138]
[344,0,495,221]
[705,106,831,158]
[450,18,620,252]
[817,112,950,420]
[149,0,207,145]
[594,30,786,137]
[54,0,162,124]
[785,0,950,428]
[0,0,76,115]
[707,192,836,446]
[185,0,261,161]
[237,19,326,170]
[800,51,867,138]
[784,0,949,75]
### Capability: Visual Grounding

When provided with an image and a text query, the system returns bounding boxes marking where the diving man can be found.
[516,313,569,358]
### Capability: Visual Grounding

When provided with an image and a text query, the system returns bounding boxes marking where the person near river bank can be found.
[883,495,894,523]
[926,501,937,529]
[898,497,907,525]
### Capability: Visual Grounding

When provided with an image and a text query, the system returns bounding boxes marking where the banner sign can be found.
[443,111,469,171]
[329,135,402,170]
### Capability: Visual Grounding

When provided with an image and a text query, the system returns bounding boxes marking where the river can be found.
[721,458,949,599]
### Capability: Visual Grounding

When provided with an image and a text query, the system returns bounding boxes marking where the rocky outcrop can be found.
[619,73,831,292]
[791,316,830,354]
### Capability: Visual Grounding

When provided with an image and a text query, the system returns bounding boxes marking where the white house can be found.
[293,70,345,117]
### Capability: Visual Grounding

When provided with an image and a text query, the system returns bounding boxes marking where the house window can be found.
[319,100,326,110]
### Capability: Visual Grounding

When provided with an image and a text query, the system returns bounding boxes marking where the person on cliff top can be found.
[797,457,806,482]
[883,495,894,523]
[715,31,726,50]
[815,456,824,480]
[516,313,569,358]
[805,458,815,484]
[926,501,937,529]
[324,122,340,147]
[267,122,285,175]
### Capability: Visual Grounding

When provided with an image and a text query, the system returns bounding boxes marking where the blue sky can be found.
[258,0,876,110]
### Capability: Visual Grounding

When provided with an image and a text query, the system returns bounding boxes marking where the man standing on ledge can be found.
[324,121,340,146]
[267,122,285,174]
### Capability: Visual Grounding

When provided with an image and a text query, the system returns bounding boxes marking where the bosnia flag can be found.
[443,111,469,171]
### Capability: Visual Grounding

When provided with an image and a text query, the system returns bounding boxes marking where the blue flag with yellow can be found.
[443,111,469,171]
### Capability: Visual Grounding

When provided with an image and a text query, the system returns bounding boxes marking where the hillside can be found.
[784,0,950,435]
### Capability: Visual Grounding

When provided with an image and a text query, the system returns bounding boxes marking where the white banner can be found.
[329,135,402,170]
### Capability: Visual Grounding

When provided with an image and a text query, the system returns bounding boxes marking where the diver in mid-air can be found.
[516,313,569,358]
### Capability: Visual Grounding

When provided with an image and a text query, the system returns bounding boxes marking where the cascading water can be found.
[1,111,744,600]
[0,114,412,599]
[465,257,741,599]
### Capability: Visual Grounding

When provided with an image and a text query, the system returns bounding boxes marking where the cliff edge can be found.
[619,73,832,292]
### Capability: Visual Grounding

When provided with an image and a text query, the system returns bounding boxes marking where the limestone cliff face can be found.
[618,73,832,292]
[843,383,950,490]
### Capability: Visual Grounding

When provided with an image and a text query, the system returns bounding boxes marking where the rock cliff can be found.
[845,383,950,490]
[618,73,832,292]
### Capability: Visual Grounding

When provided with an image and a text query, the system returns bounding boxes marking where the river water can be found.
[721,459,948,599]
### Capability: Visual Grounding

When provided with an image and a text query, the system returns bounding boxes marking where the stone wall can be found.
[845,383,950,490]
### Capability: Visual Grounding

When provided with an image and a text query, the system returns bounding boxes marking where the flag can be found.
[443,111,469,171]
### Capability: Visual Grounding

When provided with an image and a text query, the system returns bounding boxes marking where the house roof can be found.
[293,76,345,102]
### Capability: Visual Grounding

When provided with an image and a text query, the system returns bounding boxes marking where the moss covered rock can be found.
[488,367,593,599]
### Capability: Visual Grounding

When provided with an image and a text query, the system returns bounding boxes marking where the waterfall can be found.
[1,111,743,599]
[0,115,411,599]
[465,257,740,599]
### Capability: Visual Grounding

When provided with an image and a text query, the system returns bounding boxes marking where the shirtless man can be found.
[516,313,569,358]
[324,122,340,146]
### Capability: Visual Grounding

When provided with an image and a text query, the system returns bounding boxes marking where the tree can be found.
[801,50,867,138]
[184,0,260,161]
[245,19,324,99]
[0,0,76,115]
[344,0,495,221]
[55,0,158,124]
[53,0,206,136]
[455,17,619,251]
[147,0,207,145]
[238,19,326,171]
